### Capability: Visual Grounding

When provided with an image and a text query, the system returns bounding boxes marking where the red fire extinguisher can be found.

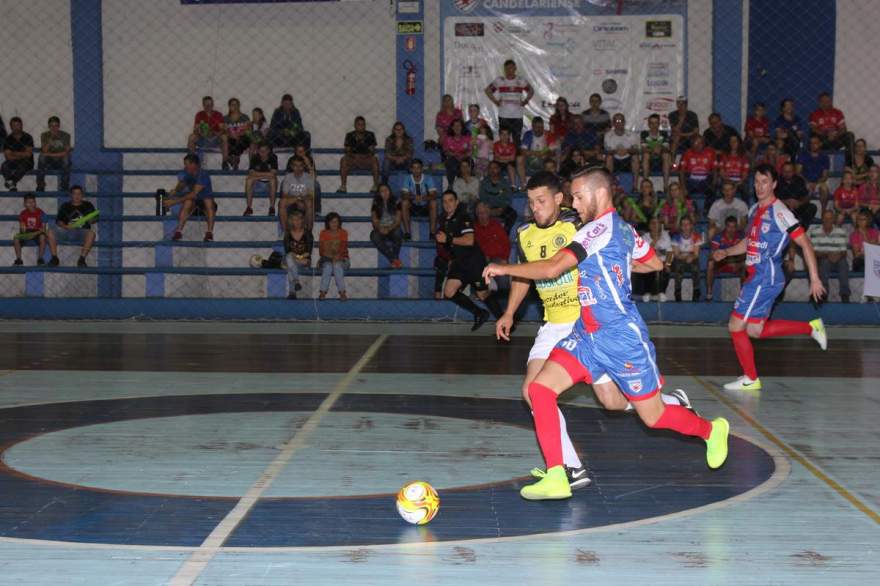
[404,60,416,96]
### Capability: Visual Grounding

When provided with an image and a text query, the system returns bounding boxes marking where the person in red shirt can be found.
[679,134,716,210]
[435,94,463,144]
[706,216,745,301]
[744,102,771,161]
[187,96,229,165]
[548,96,575,144]
[493,127,518,188]
[13,193,58,266]
[717,134,750,200]
[474,201,511,264]
[833,170,860,225]
[809,92,855,157]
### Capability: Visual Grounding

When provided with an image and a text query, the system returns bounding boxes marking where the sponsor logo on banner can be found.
[549,65,578,79]
[543,21,582,40]
[647,79,669,88]
[602,79,618,94]
[592,38,619,52]
[593,22,629,34]
[602,98,622,109]
[647,62,670,78]
[460,64,481,78]
[493,21,530,34]
[455,22,484,37]
[639,41,676,50]
[454,0,479,13]
[647,97,676,112]
[646,20,673,38]
[548,38,578,54]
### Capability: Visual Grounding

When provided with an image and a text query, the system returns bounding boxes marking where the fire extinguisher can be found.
[404,60,416,96]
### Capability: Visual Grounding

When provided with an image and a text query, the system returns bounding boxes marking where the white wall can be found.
[0,0,74,143]
[834,0,880,147]
[102,0,396,148]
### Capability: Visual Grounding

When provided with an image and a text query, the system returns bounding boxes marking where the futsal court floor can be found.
[0,320,877,585]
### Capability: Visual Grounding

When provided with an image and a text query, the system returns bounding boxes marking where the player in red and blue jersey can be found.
[712,163,827,391]
[484,167,730,501]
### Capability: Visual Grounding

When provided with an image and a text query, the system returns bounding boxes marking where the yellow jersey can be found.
[515,208,581,324]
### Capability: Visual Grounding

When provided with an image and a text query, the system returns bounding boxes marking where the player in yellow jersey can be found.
[496,171,693,489]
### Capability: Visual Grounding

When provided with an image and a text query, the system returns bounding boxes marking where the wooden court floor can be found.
[0,321,877,585]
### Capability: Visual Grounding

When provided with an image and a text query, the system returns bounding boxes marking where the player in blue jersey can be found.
[712,163,827,391]
[484,167,730,501]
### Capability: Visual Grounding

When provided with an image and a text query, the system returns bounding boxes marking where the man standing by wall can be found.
[485,59,533,148]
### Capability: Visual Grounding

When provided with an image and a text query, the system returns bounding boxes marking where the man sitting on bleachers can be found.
[280,156,315,230]
[54,185,97,267]
[244,143,278,217]
[187,96,228,162]
[796,136,831,211]
[776,162,817,229]
[36,116,71,193]
[163,154,216,242]
[2,117,34,192]
[338,116,380,195]
[808,209,851,303]
[809,92,855,158]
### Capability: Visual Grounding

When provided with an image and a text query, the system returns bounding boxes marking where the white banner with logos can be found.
[444,14,683,132]
[864,243,880,297]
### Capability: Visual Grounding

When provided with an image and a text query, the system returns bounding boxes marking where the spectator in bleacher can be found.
[283,208,313,300]
[294,144,317,180]
[558,148,586,180]
[370,184,402,268]
[702,112,739,153]
[54,185,97,267]
[187,96,228,161]
[12,193,58,266]
[640,113,671,191]
[473,201,511,265]
[670,216,703,301]
[442,118,472,184]
[452,158,480,209]
[668,95,700,154]
[808,209,851,302]
[164,154,216,242]
[774,98,805,150]
[858,165,880,224]
[707,181,748,239]
[0,115,6,144]
[472,121,493,177]
[542,157,558,175]
[633,216,672,302]
[223,98,251,171]
[773,125,801,160]
[678,134,716,209]
[809,92,855,157]
[382,121,414,185]
[435,94,462,144]
[484,59,533,147]
[280,156,315,230]
[400,158,438,240]
[562,115,600,164]
[705,216,745,302]
[492,127,518,188]
[717,134,750,201]
[845,138,873,186]
[36,116,71,193]
[269,94,308,150]
[604,113,640,183]
[658,181,695,235]
[850,209,879,273]
[797,135,831,211]
[833,169,860,226]
[548,96,575,144]
[756,142,789,176]
[248,107,269,154]
[464,103,487,136]
[479,160,517,233]
[517,117,553,188]
[243,143,278,217]
[318,212,349,301]
[744,102,771,160]
[560,177,573,208]
[623,178,660,234]
[438,189,501,330]
[2,117,34,191]
[338,116,379,195]
[581,93,611,137]
[776,161,817,229]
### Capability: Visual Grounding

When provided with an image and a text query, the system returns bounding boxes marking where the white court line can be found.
[167,334,387,586]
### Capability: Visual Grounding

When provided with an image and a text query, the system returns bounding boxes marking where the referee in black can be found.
[437,189,503,330]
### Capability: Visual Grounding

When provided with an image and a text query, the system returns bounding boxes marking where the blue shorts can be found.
[733,279,784,324]
[549,322,663,401]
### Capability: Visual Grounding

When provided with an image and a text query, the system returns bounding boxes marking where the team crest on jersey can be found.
[553,234,567,248]
[577,285,597,306]
[762,223,771,234]
[628,380,643,393]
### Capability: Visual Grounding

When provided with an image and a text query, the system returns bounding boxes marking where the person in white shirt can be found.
[670,216,705,301]
[604,113,640,183]
[707,181,749,239]
[635,216,673,302]
[484,59,533,148]
[807,209,851,302]
[516,117,554,187]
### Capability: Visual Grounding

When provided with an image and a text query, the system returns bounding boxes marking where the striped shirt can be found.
[807,224,848,253]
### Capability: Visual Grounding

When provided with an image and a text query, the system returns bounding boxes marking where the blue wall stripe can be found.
[396,1,425,148]
[713,0,744,130]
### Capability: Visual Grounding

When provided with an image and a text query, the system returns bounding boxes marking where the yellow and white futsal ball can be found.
[249,254,264,268]
[396,481,440,525]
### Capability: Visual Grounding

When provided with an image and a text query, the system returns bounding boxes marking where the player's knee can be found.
[746,326,763,339]
[521,381,532,404]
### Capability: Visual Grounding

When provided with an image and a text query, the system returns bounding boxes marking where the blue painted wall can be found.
[713,0,743,129]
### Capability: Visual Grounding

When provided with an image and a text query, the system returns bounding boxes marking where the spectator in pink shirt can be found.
[850,210,879,273]
[442,118,472,183]
[833,170,860,225]
[435,94,463,144]
[858,165,880,225]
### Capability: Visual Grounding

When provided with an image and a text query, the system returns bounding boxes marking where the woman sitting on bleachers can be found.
[370,184,403,269]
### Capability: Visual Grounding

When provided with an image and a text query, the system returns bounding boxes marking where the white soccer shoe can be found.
[809,318,827,350]
[723,376,762,391]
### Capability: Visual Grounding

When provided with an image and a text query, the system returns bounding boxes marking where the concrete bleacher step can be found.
[121,150,347,171]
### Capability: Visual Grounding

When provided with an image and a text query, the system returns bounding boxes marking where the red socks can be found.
[731,330,758,380]
[760,319,812,338]
[652,405,712,440]
[527,382,563,469]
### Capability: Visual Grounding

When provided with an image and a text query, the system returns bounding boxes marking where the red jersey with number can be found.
[719,153,749,182]
[809,108,845,133]
[19,209,44,231]
[681,147,716,180]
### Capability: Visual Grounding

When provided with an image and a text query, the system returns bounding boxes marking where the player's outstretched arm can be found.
[632,251,663,272]
[483,249,577,283]
[496,278,530,341]
[793,231,827,302]
[712,237,748,262]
